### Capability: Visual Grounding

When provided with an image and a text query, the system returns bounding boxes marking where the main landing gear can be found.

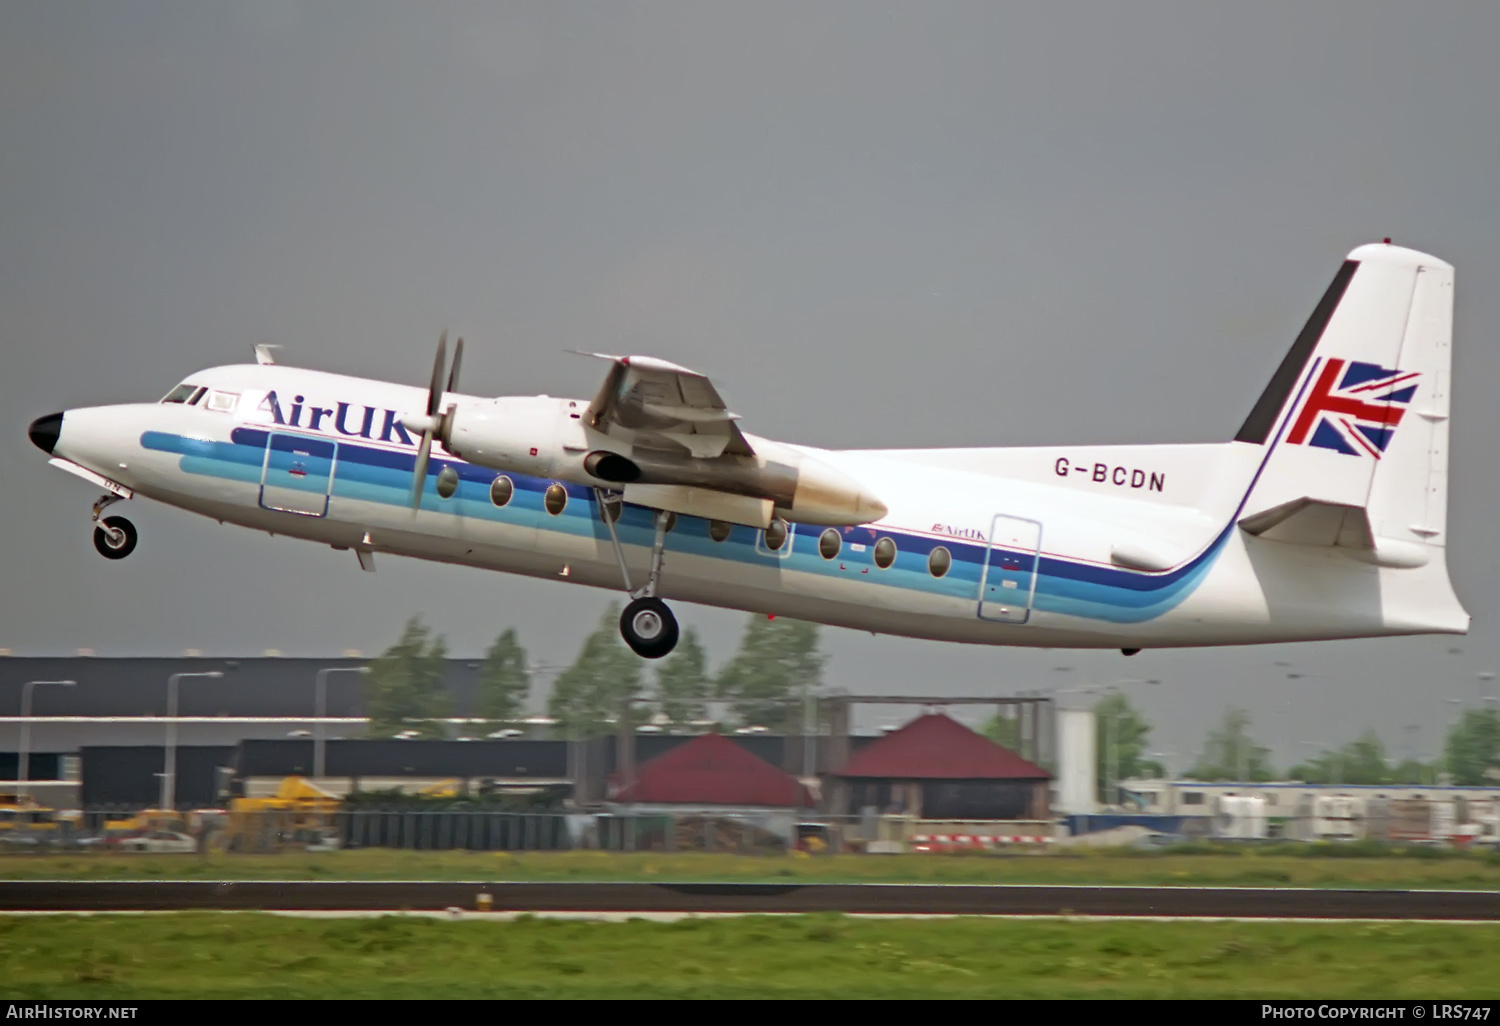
[90,494,137,560]
[597,489,680,659]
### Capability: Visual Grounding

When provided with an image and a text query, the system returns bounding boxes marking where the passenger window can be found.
[435,466,460,499]
[874,537,897,569]
[709,520,731,543]
[928,546,952,578]
[490,476,514,507]
[819,528,841,560]
[544,484,568,515]
[764,518,789,551]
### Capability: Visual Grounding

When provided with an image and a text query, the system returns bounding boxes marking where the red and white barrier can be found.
[909,833,1053,851]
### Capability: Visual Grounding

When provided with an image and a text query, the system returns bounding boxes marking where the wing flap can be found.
[584,354,754,457]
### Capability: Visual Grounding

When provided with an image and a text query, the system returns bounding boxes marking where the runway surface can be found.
[3,881,1500,919]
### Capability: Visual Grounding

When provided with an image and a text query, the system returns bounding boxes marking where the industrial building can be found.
[8,655,1500,851]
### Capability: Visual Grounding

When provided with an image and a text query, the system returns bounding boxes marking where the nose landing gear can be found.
[90,494,137,560]
[597,488,679,659]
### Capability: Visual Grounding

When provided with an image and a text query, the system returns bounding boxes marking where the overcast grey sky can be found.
[4,2,1500,770]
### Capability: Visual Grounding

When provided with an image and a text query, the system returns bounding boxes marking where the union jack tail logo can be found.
[1286,358,1420,458]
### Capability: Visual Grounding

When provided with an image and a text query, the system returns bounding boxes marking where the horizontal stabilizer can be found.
[1238,497,1428,568]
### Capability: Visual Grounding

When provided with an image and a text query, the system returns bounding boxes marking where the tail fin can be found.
[1237,243,1453,570]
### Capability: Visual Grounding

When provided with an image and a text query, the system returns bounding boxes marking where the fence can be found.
[0,807,1068,855]
[27,805,1497,854]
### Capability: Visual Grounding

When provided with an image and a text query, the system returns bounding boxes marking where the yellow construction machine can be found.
[0,794,61,845]
[224,776,343,852]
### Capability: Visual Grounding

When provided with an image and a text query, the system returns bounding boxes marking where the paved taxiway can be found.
[3,881,1499,920]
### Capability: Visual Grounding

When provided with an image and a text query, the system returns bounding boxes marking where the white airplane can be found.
[27,241,1467,659]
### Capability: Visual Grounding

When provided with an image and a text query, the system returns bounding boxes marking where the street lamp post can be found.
[314,666,368,780]
[18,680,75,800]
[162,671,223,811]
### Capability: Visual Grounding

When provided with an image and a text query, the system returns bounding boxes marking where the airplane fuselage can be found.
[34,357,1466,651]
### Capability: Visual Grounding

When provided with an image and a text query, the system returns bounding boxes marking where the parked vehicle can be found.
[117,830,197,853]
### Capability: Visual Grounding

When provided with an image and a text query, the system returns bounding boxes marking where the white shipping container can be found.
[1214,795,1267,839]
[1304,794,1367,840]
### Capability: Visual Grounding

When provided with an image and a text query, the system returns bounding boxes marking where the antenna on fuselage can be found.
[254,344,282,365]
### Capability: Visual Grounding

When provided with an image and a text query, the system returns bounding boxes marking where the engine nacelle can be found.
[443,396,887,526]
[444,396,584,480]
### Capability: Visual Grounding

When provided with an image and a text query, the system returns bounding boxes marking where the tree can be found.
[365,616,450,738]
[1094,692,1164,800]
[715,615,825,730]
[980,713,1020,750]
[1390,758,1439,785]
[547,603,643,738]
[1289,730,1397,785]
[477,628,530,725]
[1186,707,1276,781]
[654,628,711,730]
[1444,708,1500,786]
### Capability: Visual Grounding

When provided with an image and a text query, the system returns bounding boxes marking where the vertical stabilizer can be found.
[1233,243,1466,636]
[1238,243,1450,536]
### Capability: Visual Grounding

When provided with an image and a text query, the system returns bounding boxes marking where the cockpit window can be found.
[203,390,239,412]
[161,384,206,405]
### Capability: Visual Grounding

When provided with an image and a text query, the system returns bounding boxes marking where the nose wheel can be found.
[596,489,680,659]
[90,493,136,560]
[93,516,137,560]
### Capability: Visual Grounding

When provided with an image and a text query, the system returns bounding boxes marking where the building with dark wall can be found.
[831,714,1052,820]
[612,733,813,808]
[79,746,236,808]
[234,739,571,796]
[75,733,880,809]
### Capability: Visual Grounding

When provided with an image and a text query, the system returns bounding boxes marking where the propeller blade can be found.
[427,330,448,418]
[410,432,434,511]
[447,337,464,395]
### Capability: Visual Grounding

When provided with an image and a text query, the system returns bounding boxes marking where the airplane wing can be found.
[579,354,754,459]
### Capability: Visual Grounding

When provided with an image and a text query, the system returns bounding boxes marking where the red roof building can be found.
[612,732,814,808]
[833,713,1051,821]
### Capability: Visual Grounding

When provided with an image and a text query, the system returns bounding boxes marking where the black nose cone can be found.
[28,412,63,455]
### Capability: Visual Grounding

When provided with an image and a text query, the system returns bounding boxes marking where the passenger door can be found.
[978,514,1042,623]
[259,433,337,517]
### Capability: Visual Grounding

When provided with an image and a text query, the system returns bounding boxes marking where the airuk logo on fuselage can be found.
[1286,358,1419,458]
[256,390,417,447]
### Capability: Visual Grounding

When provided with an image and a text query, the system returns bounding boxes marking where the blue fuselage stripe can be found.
[140,428,1233,624]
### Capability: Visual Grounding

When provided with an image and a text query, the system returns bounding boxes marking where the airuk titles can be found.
[257,391,416,447]
[931,524,986,540]
[1054,457,1165,492]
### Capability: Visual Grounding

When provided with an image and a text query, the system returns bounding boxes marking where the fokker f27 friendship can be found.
[27,242,1468,658]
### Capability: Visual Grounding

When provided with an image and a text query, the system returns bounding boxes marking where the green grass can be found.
[0,913,1496,998]
[4,847,1500,888]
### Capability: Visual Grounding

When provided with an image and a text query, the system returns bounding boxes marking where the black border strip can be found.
[1234,259,1360,444]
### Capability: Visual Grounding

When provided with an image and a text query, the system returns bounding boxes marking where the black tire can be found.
[619,597,679,659]
[93,516,138,560]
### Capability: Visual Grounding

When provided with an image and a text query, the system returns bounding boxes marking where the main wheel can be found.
[619,597,679,659]
[92,516,138,560]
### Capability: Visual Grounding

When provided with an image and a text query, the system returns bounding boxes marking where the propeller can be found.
[405,330,464,511]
